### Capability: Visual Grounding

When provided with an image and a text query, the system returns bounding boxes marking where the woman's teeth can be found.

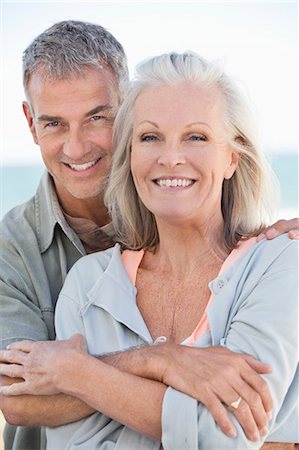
[155,178,194,187]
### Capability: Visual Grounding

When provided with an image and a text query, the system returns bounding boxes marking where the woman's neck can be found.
[142,216,228,278]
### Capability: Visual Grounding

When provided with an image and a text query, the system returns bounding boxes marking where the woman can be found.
[4,52,298,449]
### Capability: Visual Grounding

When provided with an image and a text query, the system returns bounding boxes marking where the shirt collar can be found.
[35,171,85,255]
[86,244,153,343]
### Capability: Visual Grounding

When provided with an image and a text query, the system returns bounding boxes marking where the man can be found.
[0,20,298,450]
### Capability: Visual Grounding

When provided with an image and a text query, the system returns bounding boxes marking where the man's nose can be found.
[63,127,88,159]
[157,143,186,168]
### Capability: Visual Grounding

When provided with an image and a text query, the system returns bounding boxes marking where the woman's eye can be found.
[189,134,207,142]
[141,134,158,142]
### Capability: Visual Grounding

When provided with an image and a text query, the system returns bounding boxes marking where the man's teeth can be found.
[156,179,193,187]
[68,160,98,171]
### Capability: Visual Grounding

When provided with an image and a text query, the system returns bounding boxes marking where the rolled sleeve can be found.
[162,387,198,449]
[161,239,298,449]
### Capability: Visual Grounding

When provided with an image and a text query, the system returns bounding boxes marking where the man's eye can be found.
[46,121,60,128]
[91,115,104,121]
[141,134,158,142]
[189,134,207,141]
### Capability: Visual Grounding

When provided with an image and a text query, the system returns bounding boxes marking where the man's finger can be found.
[0,349,28,365]
[0,381,28,396]
[0,363,24,379]
[6,340,35,352]
[288,229,299,239]
[257,218,299,242]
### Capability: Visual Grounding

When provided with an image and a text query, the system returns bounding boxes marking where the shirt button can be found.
[209,276,227,295]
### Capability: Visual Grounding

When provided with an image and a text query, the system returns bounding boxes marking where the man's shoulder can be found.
[0,196,37,239]
[251,234,298,268]
[71,244,118,273]
[60,244,121,300]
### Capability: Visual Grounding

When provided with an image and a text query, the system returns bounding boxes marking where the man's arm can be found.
[0,375,95,427]
[0,336,272,441]
[257,218,299,241]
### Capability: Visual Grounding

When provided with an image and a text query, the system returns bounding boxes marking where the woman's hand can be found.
[257,218,299,241]
[151,343,272,442]
[0,334,86,396]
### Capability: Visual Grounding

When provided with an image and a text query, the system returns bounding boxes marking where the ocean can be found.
[0,152,298,219]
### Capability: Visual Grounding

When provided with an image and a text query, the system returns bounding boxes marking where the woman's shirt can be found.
[46,235,298,450]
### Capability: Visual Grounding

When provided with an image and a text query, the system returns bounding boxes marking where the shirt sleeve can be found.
[161,240,298,449]
[54,265,87,340]
[0,230,50,349]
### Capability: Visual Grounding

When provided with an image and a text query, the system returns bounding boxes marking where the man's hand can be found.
[0,334,86,396]
[0,336,272,442]
[257,218,299,241]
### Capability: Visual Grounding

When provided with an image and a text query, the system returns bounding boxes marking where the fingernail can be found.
[228,428,237,438]
[290,230,299,238]
[251,432,260,442]
[267,410,272,421]
[6,345,11,350]
[261,426,269,436]
[266,228,277,239]
[256,234,265,242]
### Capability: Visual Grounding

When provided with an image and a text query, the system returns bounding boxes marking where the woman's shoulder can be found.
[252,234,298,268]
[73,243,121,271]
[61,244,122,294]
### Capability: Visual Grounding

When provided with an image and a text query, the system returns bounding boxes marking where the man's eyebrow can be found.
[37,105,114,122]
[84,104,114,117]
[37,114,63,122]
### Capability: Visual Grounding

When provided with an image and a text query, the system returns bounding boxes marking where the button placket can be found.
[209,276,228,295]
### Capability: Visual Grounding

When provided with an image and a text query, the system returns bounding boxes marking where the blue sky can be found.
[1,1,298,165]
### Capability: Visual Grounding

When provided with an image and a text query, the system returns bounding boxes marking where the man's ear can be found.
[224,151,240,180]
[22,101,38,144]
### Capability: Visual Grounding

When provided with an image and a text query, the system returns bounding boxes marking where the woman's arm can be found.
[162,239,298,449]
[0,333,272,440]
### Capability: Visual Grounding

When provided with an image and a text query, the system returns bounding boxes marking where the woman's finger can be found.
[240,361,272,415]
[200,391,237,438]
[231,398,262,443]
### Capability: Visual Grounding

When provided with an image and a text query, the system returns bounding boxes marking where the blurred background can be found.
[1,1,298,220]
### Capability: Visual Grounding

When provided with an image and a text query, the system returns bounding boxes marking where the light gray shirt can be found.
[0,172,111,450]
[47,237,298,449]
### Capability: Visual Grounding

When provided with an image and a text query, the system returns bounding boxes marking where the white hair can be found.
[105,51,279,251]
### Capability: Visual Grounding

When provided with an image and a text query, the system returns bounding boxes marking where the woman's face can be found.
[130,81,239,226]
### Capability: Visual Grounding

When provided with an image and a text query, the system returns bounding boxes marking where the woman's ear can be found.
[224,151,240,180]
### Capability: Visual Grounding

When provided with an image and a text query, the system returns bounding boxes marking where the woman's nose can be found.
[157,143,186,167]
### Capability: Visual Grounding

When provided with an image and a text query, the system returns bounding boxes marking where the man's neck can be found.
[58,194,110,228]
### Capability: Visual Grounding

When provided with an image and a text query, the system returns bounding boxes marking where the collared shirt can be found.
[0,171,113,450]
[47,237,298,449]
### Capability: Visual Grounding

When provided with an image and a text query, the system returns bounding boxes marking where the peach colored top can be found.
[121,237,257,346]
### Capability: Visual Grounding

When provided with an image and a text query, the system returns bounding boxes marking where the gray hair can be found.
[105,52,279,251]
[23,20,129,100]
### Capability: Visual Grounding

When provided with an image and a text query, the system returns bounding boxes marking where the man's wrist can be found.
[99,342,170,382]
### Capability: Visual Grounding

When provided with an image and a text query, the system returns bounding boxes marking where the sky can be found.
[1,1,298,165]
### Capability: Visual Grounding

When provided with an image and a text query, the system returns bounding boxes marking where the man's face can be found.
[23,67,120,211]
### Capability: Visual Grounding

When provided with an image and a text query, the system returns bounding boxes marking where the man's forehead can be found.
[27,65,119,97]
[27,67,120,116]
